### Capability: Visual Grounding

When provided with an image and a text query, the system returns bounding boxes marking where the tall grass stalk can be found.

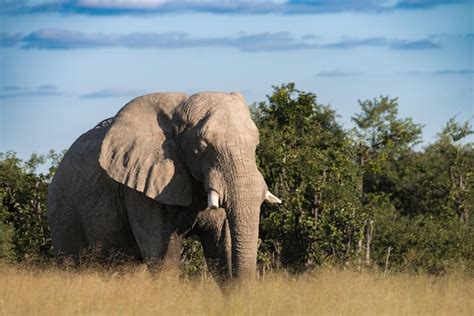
[0,264,472,315]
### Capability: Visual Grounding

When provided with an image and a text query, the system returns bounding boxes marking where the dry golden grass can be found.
[0,264,472,315]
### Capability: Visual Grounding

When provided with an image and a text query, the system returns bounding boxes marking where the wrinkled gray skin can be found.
[47,92,271,284]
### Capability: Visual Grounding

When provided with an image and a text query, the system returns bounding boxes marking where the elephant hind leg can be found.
[48,206,88,263]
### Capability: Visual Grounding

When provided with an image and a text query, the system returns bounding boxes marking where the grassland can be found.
[0,264,472,315]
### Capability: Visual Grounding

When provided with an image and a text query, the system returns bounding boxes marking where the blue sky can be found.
[1,0,473,161]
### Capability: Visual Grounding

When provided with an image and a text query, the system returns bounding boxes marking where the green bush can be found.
[254,84,363,271]
[371,212,473,275]
[0,151,63,262]
[0,219,14,261]
[181,237,206,278]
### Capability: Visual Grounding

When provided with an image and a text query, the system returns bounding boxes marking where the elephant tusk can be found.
[265,191,282,204]
[207,190,219,209]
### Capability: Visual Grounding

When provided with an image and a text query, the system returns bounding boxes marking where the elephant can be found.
[47,92,281,284]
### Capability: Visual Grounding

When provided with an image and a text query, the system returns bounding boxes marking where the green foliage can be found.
[351,98,473,274]
[438,117,474,143]
[371,211,474,275]
[0,150,64,262]
[0,215,14,260]
[379,118,474,220]
[180,237,206,278]
[254,83,363,270]
[352,96,424,200]
[253,84,473,274]
[433,119,474,222]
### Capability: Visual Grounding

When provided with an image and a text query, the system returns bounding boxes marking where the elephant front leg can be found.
[161,231,182,270]
[193,207,232,286]
[124,188,180,270]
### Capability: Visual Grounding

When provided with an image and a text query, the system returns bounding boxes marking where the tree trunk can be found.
[365,220,374,266]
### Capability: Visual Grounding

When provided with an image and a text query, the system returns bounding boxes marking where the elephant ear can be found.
[99,93,192,206]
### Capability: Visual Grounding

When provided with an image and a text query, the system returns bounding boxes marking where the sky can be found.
[1,0,473,162]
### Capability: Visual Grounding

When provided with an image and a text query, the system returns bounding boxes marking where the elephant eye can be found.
[193,140,208,156]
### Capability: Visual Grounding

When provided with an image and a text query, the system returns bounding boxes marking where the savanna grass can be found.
[0,263,472,315]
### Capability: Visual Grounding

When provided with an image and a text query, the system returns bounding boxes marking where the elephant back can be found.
[49,117,116,206]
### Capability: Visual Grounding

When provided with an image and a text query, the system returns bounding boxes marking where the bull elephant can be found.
[47,92,281,284]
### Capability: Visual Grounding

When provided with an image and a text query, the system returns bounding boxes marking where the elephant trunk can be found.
[204,144,265,281]
[223,168,263,280]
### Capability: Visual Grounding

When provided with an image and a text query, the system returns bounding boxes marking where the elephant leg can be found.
[161,230,182,269]
[50,216,88,264]
[123,187,178,268]
[47,195,88,263]
[193,207,232,285]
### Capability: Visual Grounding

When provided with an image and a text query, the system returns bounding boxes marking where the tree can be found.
[423,118,473,222]
[383,117,474,220]
[352,96,423,203]
[352,105,473,273]
[0,150,63,261]
[254,83,362,270]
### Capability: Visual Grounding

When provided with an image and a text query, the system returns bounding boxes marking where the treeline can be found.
[256,83,473,275]
[1,83,473,275]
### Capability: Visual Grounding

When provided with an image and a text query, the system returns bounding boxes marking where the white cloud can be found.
[3,0,468,15]
[315,70,363,78]
[77,0,169,8]
[8,29,442,52]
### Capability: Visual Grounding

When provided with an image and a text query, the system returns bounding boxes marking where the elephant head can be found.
[98,92,280,280]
